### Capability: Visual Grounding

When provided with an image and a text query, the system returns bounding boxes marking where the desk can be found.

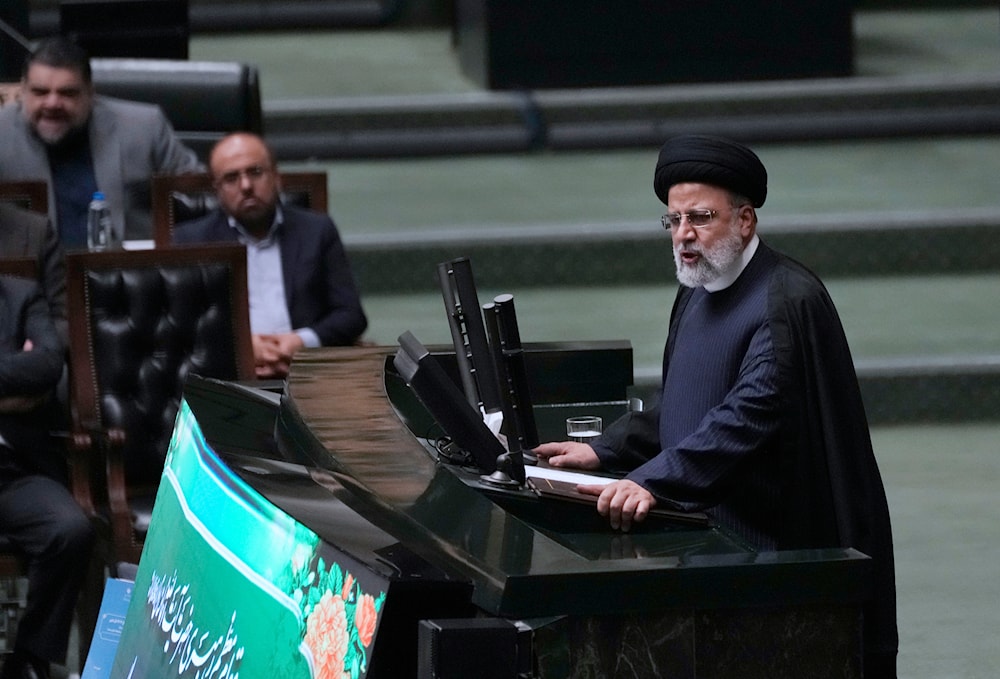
[246,344,869,677]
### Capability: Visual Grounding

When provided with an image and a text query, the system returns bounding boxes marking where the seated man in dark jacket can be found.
[173,132,367,378]
[0,202,67,343]
[0,275,94,679]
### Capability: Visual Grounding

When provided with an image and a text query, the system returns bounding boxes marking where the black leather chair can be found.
[151,171,328,247]
[91,58,262,159]
[65,244,254,567]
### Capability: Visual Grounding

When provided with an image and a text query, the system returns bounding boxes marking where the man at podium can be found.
[535,134,897,678]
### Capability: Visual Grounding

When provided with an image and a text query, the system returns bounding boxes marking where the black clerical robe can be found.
[591,240,897,676]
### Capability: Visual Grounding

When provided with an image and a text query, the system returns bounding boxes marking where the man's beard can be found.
[33,116,88,149]
[673,221,745,288]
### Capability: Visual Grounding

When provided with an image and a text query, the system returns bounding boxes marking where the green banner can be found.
[111,400,385,678]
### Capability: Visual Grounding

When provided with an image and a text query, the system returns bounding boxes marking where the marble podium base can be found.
[532,604,861,679]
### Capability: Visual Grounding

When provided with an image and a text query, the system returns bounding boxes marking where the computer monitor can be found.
[393,331,529,489]
[437,257,503,414]
[483,293,539,454]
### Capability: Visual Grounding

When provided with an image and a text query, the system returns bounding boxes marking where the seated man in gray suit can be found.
[173,132,368,378]
[0,37,202,247]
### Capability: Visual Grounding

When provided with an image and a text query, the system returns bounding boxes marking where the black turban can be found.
[653,134,767,207]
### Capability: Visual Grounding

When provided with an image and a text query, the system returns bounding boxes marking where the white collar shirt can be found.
[228,207,294,336]
[704,233,760,293]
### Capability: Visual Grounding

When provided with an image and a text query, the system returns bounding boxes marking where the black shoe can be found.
[0,651,50,679]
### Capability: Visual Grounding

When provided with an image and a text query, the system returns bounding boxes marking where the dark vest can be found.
[660,252,771,448]
[659,247,781,548]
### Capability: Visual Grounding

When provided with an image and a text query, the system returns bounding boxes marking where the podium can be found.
[106,342,868,675]
[142,342,866,677]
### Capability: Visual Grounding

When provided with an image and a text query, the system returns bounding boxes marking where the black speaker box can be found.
[417,618,519,679]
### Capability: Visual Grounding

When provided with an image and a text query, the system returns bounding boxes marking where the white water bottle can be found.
[86,191,115,250]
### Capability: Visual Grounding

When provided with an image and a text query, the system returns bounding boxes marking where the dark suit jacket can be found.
[0,276,66,479]
[0,202,68,342]
[173,204,367,345]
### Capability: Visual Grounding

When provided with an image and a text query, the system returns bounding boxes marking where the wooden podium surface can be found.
[280,345,869,616]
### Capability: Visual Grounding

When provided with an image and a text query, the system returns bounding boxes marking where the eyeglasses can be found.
[661,209,719,230]
[216,165,271,188]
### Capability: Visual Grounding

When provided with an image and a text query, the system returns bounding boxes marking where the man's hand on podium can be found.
[533,441,601,470]
[580,480,657,533]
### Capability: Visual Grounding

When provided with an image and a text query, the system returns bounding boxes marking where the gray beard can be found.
[673,225,745,288]
[33,119,88,149]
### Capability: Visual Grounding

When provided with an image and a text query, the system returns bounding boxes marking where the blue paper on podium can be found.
[81,578,134,679]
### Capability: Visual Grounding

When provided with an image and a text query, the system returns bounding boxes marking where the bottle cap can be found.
[92,191,105,201]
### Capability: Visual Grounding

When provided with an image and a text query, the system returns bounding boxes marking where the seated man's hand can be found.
[533,441,601,470]
[252,334,293,378]
[271,332,305,357]
[0,339,49,411]
[578,479,656,532]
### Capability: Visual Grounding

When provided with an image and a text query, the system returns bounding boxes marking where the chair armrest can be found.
[52,427,97,519]
[64,424,131,549]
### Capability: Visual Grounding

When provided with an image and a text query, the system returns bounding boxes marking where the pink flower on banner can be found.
[354,593,378,648]
[305,592,349,678]
[341,573,355,601]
